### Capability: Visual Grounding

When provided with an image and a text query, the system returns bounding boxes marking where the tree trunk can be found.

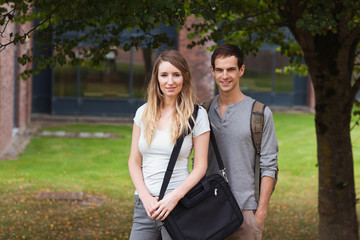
[301,32,359,239]
[142,48,153,85]
[273,1,360,238]
[315,94,358,239]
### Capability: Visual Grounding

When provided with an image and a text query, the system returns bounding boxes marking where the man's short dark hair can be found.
[211,44,244,69]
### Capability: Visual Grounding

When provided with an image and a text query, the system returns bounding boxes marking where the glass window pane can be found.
[242,50,293,92]
[80,48,154,99]
[54,65,77,97]
[242,51,274,92]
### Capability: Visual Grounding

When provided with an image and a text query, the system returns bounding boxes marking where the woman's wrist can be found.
[138,190,152,202]
[171,189,184,201]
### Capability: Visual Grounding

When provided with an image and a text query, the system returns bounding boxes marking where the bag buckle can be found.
[219,169,229,182]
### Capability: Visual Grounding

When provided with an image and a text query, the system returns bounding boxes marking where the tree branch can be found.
[0,2,63,52]
[0,9,16,36]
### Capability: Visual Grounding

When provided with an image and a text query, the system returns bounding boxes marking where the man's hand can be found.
[255,176,274,230]
[254,210,266,230]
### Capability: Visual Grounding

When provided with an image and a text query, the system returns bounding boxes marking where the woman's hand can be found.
[140,194,159,218]
[151,190,182,221]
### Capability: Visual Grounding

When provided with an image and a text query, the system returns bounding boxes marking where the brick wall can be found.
[0,20,33,159]
[0,21,15,157]
[178,15,214,103]
[15,22,33,133]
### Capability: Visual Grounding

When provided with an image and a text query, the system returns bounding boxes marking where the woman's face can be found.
[158,61,184,100]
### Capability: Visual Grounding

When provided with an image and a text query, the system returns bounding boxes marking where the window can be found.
[54,64,78,97]
[242,50,293,92]
[274,52,293,92]
[80,48,154,99]
[54,48,155,99]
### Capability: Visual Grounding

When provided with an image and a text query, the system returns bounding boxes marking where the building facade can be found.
[32,17,313,117]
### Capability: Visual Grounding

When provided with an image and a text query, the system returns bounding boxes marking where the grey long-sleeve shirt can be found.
[206,96,278,210]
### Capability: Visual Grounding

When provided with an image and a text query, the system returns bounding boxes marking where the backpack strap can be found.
[202,98,213,112]
[251,101,265,202]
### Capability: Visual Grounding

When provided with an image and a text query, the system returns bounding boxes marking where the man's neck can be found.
[218,88,246,106]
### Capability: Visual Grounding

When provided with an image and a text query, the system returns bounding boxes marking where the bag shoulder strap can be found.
[251,101,265,202]
[159,105,199,200]
[201,98,227,179]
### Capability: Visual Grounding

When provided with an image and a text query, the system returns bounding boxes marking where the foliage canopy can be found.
[1,0,359,80]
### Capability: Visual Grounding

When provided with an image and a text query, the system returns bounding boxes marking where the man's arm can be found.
[255,176,274,229]
[255,107,278,229]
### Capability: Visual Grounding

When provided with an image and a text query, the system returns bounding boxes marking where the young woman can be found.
[128,50,210,240]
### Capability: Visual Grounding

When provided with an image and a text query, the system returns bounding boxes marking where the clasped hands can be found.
[141,191,181,221]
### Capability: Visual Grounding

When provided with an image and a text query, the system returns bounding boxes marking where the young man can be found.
[206,44,278,240]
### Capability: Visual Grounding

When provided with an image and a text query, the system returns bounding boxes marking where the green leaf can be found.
[123,44,130,51]
[57,54,67,66]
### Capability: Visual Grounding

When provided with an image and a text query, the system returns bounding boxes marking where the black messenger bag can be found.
[159,105,243,240]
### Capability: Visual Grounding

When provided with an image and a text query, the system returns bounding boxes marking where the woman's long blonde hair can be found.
[142,50,197,145]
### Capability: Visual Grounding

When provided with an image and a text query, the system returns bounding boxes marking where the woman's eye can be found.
[161,74,167,77]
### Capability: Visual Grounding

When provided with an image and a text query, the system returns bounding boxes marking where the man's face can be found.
[211,56,245,94]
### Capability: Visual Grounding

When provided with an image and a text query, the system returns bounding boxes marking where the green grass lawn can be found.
[0,113,360,239]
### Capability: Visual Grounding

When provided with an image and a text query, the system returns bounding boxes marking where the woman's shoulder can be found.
[134,103,147,126]
[135,103,147,115]
[193,105,210,135]
[197,105,209,120]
